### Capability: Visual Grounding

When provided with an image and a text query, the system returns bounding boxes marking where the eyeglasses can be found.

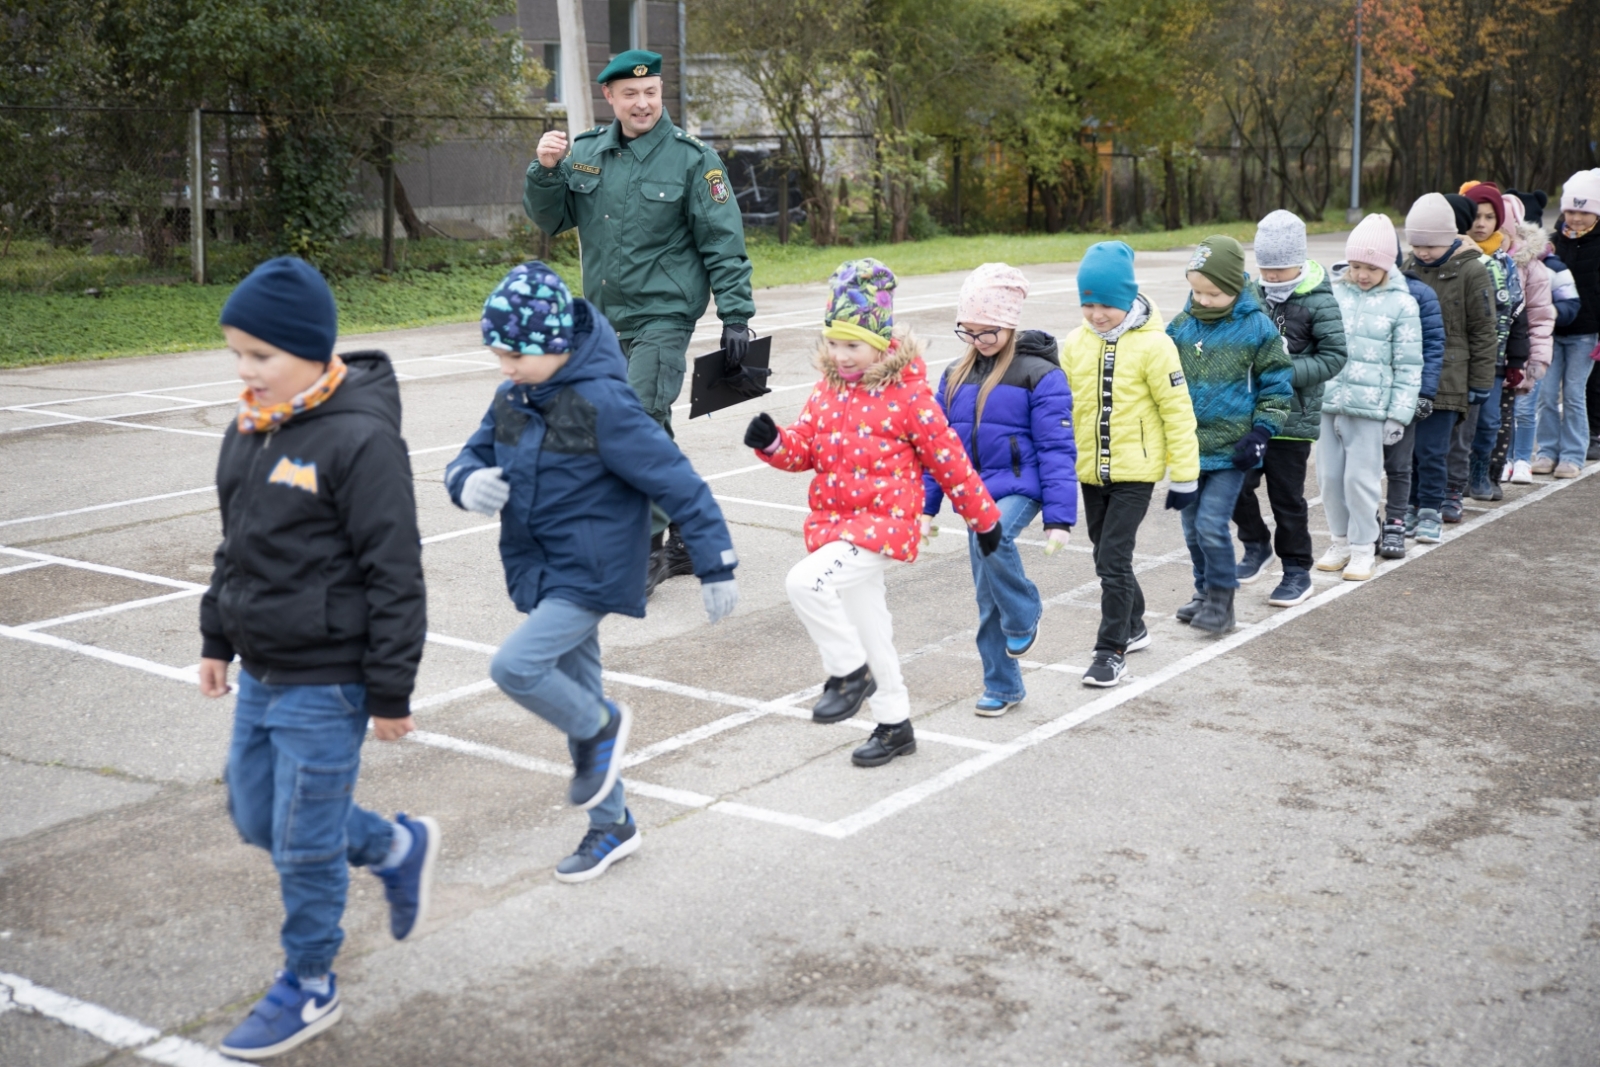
[953,327,1002,346]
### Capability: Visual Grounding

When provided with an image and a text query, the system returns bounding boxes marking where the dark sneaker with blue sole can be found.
[554,811,641,883]
[571,700,631,810]
[219,971,342,1060]
[372,812,439,940]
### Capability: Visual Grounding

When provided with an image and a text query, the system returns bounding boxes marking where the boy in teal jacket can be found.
[1166,235,1293,635]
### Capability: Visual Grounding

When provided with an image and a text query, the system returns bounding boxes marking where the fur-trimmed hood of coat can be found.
[1510,221,1551,267]
[816,328,924,390]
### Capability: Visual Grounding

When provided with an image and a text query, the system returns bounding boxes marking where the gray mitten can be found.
[461,467,511,515]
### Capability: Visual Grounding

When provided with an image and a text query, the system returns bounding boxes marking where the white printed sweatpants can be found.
[784,541,910,724]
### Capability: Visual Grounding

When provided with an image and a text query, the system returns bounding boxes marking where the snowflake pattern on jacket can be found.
[758,333,998,561]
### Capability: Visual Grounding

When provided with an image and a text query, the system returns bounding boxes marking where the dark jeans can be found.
[1081,481,1154,652]
[1231,438,1313,570]
[1382,422,1416,522]
[1447,402,1481,491]
[1410,409,1459,513]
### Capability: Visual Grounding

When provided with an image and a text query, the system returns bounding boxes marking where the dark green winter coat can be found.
[1401,241,1498,414]
[1250,260,1348,440]
[523,112,755,339]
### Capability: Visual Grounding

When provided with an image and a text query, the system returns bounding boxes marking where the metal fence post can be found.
[381,117,396,273]
[189,108,205,284]
[777,137,790,245]
[951,142,962,234]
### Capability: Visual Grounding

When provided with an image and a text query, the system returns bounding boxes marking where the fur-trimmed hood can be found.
[816,328,925,390]
[1510,221,1550,267]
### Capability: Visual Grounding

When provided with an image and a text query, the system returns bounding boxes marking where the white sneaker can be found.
[1510,460,1533,484]
[1343,544,1376,581]
[1315,537,1351,572]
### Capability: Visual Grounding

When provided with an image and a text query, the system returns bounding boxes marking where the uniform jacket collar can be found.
[599,110,676,160]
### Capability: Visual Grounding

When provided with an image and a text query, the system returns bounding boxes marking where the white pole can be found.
[1347,0,1364,224]
[557,0,594,132]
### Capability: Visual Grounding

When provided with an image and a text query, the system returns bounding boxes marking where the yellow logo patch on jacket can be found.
[267,456,319,494]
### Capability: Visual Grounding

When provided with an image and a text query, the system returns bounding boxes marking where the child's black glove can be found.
[1231,425,1272,470]
[975,523,1003,557]
[1164,481,1198,511]
[744,412,779,451]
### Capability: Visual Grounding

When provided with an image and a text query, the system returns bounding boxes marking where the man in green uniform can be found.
[524,49,756,593]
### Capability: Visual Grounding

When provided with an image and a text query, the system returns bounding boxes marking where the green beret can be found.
[597,49,662,84]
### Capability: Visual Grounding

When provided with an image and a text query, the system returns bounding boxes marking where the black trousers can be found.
[1382,422,1416,522]
[1081,481,1154,653]
[1231,438,1313,571]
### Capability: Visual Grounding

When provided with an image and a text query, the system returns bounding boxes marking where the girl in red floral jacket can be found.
[743,259,1000,768]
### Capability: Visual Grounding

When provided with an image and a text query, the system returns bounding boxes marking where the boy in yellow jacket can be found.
[1060,242,1200,686]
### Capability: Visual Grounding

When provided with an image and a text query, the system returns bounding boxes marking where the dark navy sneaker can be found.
[1441,490,1464,523]
[1235,540,1273,584]
[1082,650,1125,687]
[1124,624,1151,652]
[219,971,342,1060]
[371,813,439,940]
[554,811,640,884]
[1266,567,1313,607]
[571,700,631,810]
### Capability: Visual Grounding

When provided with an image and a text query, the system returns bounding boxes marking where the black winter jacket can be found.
[1551,224,1600,337]
[200,351,426,717]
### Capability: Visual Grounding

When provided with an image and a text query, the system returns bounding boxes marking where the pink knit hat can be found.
[956,262,1029,329]
[1502,193,1526,230]
[1346,213,1399,270]
[1561,170,1600,214]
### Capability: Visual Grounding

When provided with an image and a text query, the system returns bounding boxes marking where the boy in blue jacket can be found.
[446,263,740,883]
[1381,251,1447,557]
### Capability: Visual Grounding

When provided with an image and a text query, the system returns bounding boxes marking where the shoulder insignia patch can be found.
[1169,371,1186,387]
[572,162,602,175]
[705,168,730,204]
[574,125,606,141]
[676,131,706,149]
[267,456,318,494]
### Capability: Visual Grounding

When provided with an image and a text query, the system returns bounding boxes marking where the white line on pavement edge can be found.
[0,972,245,1065]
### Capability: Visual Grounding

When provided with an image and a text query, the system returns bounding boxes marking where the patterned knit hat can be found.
[956,262,1029,329]
[482,261,575,354]
[1187,235,1246,296]
[824,258,896,350]
[1253,210,1308,269]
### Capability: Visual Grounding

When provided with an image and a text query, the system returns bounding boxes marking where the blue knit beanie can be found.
[219,257,338,362]
[482,262,575,354]
[1076,241,1139,312]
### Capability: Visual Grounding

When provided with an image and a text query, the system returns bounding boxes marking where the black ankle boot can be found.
[661,523,695,580]
[1175,592,1206,624]
[812,663,876,723]
[1191,586,1236,634]
[852,719,916,767]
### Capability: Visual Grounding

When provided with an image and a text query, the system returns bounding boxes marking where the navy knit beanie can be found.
[481,261,575,354]
[1076,241,1139,312]
[1444,193,1476,235]
[220,257,338,362]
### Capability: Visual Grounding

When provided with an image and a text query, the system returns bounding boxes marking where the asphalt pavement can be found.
[1,233,1597,1067]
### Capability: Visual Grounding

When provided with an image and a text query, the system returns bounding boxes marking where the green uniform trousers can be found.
[619,326,694,537]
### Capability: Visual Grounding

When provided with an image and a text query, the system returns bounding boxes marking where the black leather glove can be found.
[723,362,772,401]
[1415,396,1435,421]
[744,412,779,451]
[975,523,1003,557]
[722,323,751,373]
[1230,425,1272,471]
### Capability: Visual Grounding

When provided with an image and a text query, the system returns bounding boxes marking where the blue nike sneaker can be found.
[219,971,341,1060]
[371,812,440,940]
[1004,625,1038,659]
[570,700,631,810]
[554,810,641,883]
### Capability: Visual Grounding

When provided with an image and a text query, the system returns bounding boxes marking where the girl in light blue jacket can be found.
[1318,215,1423,581]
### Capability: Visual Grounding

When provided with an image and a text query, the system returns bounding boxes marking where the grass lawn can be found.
[0,219,1354,368]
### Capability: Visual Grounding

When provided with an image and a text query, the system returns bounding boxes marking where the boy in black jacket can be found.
[199,257,434,1061]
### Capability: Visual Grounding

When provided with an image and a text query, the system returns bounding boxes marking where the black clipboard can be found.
[689,335,773,418]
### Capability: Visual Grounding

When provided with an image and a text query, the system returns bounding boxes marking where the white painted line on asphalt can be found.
[6,409,227,439]
[411,678,500,711]
[702,462,770,481]
[0,487,219,529]
[709,800,846,837]
[0,559,53,575]
[0,971,244,1064]
[16,587,206,631]
[0,546,206,590]
[0,625,200,683]
[713,495,811,514]
[425,631,499,655]
[421,522,500,545]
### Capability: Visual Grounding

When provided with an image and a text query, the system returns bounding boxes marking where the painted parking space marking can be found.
[0,971,246,1065]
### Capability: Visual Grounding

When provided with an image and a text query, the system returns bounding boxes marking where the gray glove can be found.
[1382,418,1406,446]
[461,467,510,515]
[701,578,739,624]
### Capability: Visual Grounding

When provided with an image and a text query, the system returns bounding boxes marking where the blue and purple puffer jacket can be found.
[923,330,1078,528]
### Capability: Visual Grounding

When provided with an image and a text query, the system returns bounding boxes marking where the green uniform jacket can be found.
[523,113,755,339]
[1402,242,1497,414]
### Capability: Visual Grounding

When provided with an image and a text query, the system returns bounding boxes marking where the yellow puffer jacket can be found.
[1060,297,1200,487]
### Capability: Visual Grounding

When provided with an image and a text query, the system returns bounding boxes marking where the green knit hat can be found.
[1186,235,1246,296]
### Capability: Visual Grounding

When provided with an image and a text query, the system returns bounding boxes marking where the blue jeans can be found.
[1180,468,1247,592]
[966,494,1042,702]
[227,672,394,979]
[1409,409,1457,512]
[1536,333,1599,465]
[489,597,625,828]
[1513,381,1538,463]
[1470,377,1503,463]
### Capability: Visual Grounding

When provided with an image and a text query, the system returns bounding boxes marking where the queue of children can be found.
[194,169,1595,1060]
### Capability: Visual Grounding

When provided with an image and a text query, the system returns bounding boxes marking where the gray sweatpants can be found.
[1318,413,1387,546]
